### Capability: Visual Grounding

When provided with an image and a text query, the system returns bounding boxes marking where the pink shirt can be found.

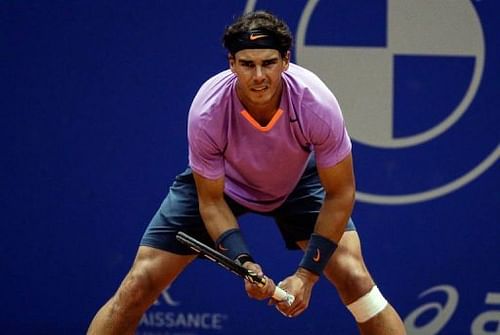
[188,63,351,211]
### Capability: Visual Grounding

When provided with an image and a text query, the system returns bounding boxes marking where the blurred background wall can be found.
[2,1,498,334]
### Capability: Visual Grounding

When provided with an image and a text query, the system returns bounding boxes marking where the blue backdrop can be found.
[2,1,498,334]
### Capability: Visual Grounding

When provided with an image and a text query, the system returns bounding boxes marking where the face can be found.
[229,49,290,109]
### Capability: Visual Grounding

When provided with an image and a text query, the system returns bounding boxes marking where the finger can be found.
[275,304,293,318]
[246,277,274,300]
[268,291,292,306]
[276,294,307,318]
[288,302,307,317]
[244,262,263,275]
[277,281,286,290]
[275,297,293,313]
[275,305,290,317]
[267,298,278,306]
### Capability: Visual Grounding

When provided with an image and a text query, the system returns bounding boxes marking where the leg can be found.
[88,168,248,333]
[87,246,195,335]
[297,231,406,335]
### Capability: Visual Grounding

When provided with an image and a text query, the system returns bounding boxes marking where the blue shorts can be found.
[140,157,356,255]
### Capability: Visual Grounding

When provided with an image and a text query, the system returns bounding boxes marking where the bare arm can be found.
[314,152,356,244]
[275,153,356,317]
[192,170,277,300]
[191,171,238,240]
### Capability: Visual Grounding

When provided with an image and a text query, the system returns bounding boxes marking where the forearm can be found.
[298,181,355,277]
[192,172,254,263]
[199,198,256,264]
[314,189,355,244]
[199,198,239,241]
[313,153,356,244]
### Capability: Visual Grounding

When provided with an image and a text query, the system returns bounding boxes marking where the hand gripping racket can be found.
[176,231,295,306]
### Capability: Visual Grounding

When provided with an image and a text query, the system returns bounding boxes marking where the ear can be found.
[282,51,291,71]
[228,54,236,73]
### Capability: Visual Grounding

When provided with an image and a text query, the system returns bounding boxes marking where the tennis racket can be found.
[176,231,295,306]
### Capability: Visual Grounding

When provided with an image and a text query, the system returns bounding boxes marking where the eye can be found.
[240,61,254,68]
[263,60,278,67]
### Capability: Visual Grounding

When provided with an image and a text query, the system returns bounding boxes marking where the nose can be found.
[254,65,265,81]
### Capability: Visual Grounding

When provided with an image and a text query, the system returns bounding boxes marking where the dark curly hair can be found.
[222,11,293,57]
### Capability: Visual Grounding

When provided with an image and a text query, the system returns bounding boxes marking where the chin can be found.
[252,90,273,101]
[251,96,272,105]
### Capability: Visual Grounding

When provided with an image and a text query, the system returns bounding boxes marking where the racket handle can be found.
[273,286,295,306]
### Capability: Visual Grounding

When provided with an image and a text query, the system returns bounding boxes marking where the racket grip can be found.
[273,286,295,306]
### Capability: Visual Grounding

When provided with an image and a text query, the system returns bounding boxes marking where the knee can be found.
[113,267,159,312]
[325,254,374,303]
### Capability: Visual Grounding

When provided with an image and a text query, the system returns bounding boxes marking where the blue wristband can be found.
[299,233,337,275]
[215,228,253,263]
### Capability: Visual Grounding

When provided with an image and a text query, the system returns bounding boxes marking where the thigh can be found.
[117,246,196,306]
[129,246,196,288]
[140,168,249,254]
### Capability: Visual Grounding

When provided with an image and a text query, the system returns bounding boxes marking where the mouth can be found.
[251,86,268,93]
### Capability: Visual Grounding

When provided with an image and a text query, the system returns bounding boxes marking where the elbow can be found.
[326,185,356,209]
[347,185,356,206]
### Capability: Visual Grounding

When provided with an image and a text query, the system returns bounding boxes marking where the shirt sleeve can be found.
[304,91,352,168]
[187,105,226,180]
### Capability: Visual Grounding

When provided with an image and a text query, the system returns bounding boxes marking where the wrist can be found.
[215,228,254,263]
[296,267,320,284]
[235,253,255,266]
[298,233,337,276]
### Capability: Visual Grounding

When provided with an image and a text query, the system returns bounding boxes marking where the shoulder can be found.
[284,63,341,122]
[189,69,236,124]
[284,64,333,94]
[284,63,322,82]
[284,63,339,108]
[192,69,236,109]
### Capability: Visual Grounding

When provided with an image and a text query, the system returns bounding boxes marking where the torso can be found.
[188,63,351,211]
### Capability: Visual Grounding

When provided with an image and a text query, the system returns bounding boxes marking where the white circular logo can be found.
[295,0,499,204]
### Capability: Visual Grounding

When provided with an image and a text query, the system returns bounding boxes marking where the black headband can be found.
[226,28,285,55]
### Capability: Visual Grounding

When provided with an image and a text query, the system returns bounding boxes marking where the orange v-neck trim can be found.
[240,109,284,132]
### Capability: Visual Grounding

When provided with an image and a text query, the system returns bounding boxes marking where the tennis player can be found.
[88,11,406,334]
